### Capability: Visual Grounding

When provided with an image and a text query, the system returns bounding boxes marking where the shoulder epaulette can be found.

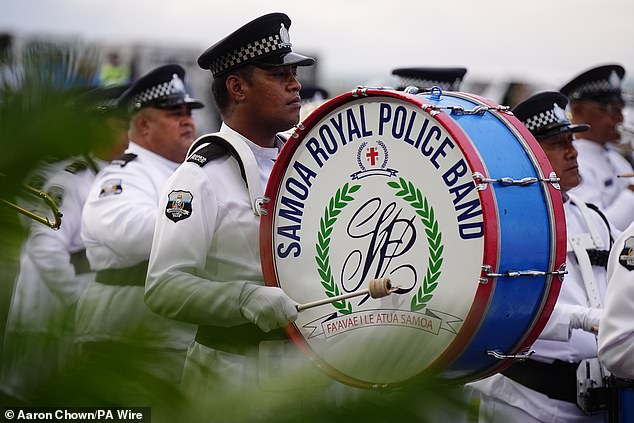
[64,160,89,175]
[187,136,247,182]
[111,153,138,168]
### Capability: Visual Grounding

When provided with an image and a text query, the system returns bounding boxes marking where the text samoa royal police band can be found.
[275,101,485,259]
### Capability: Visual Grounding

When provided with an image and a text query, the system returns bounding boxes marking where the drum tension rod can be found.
[420,105,511,117]
[487,349,535,361]
[480,264,568,283]
[473,172,560,191]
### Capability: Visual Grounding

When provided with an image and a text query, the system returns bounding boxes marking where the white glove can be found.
[569,305,602,334]
[239,284,298,333]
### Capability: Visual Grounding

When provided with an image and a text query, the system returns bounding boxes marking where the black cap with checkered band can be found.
[197,12,314,78]
[118,64,204,112]
[391,67,467,91]
[512,91,590,138]
[560,64,625,105]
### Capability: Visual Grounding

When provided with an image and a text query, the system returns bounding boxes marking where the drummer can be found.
[469,91,614,422]
[144,12,322,421]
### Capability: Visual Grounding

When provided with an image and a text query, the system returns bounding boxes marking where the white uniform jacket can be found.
[1,156,100,397]
[570,139,634,231]
[469,198,612,422]
[145,124,278,328]
[77,142,195,349]
[598,221,634,378]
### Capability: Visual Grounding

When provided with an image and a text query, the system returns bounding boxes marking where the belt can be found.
[195,324,287,356]
[94,261,148,286]
[502,359,579,403]
[70,250,91,275]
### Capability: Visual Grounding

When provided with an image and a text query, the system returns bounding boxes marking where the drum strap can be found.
[568,238,602,308]
[567,193,605,249]
[567,196,605,309]
[187,132,266,216]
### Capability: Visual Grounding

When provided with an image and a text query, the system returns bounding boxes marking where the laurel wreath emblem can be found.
[387,177,444,312]
[315,183,360,315]
[314,178,443,314]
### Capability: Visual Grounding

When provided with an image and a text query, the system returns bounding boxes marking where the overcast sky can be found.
[2,0,633,92]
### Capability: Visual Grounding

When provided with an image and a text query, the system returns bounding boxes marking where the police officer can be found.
[391,67,467,91]
[598,219,634,377]
[469,92,613,422]
[76,65,202,400]
[597,218,634,423]
[145,13,318,421]
[0,85,128,401]
[561,64,634,231]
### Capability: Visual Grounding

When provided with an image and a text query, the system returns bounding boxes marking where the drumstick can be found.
[296,277,396,312]
[617,173,634,178]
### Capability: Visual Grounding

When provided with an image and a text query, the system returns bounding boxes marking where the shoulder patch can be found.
[619,236,634,271]
[111,153,138,168]
[99,179,123,197]
[165,190,193,222]
[64,160,89,175]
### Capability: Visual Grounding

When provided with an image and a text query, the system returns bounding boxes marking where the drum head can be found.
[260,88,562,388]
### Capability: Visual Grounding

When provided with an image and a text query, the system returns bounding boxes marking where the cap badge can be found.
[609,70,621,89]
[169,73,186,94]
[553,103,566,122]
[279,23,291,47]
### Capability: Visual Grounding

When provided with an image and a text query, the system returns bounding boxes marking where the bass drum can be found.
[260,87,566,389]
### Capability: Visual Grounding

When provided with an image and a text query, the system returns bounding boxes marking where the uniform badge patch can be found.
[619,236,634,271]
[99,179,123,197]
[165,190,193,222]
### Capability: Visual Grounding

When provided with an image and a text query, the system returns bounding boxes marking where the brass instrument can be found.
[1,184,63,230]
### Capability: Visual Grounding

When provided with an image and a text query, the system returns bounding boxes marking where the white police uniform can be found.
[145,125,283,396]
[569,139,634,231]
[561,64,634,232]
[598,220,634,378]
[77,142,195,358]
[0,156,100,400]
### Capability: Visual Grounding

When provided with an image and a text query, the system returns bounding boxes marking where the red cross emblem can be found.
[366,147,380,166]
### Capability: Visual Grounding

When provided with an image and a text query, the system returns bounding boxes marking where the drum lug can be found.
[421,104,442,117]
[480,265,493,284]
[254,196,270,216]
[487,348,535,361]
[351,86,370,97]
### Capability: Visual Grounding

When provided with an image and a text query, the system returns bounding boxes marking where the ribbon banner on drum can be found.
[260,87,567,389]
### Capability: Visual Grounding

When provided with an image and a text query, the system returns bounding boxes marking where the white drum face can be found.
[268,96,486,386]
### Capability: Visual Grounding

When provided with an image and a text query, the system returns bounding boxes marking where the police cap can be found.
[197,12,314,78]
[118,64,204,112]
[512,91,590,138]
[560,64,625,105]
[391,67,467,91]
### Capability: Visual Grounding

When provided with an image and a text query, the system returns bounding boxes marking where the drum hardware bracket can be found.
[254,197,270,216]
[473,171,560,190]
[487,349,535,361]
[481,264,568,280]
[351,86,395,97]
[448,105,510,116]
[291,123,306,138]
